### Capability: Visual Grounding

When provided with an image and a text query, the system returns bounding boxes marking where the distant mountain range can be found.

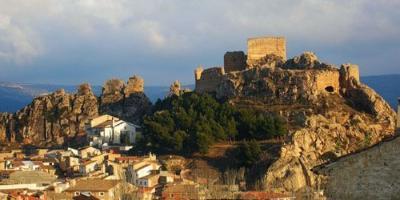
[0,75,398,113]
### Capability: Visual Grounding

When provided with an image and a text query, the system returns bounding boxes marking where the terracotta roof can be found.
[135,164,152,172]
[81,160,97,166]
[92,120,114,129]
[73,194,100,200]
[115,156,139,163]
[65,179,120,192]
[138,173,159,181]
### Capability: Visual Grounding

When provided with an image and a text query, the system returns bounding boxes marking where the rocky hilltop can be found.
[100,75,151,124]
[0,75,151,148]
[199,51,396,197]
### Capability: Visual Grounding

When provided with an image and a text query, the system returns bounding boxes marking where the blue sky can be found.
[0,0,399,86]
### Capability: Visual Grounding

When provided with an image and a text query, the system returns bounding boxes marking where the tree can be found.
[139,92,287,155]
[237,140,262,167]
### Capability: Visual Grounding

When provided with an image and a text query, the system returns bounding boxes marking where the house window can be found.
[99,192,104,196]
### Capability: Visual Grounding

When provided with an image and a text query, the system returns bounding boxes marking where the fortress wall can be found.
[195,67,225,93]
[247,37,286,65]
[340,64,360,90]
[224,51,247,73]
[314,70,340,94]
[319,136,400,199]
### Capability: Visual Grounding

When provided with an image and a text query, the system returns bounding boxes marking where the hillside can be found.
[1,74,398,113]
[0,76,152,147]
[190,51,396,197]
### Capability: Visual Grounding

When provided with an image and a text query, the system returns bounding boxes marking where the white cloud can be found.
[0,14,43,64]
[0,0,399,70]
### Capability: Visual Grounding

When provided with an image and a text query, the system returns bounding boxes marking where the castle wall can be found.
[247,37,286,65]
[339,64,360,91]
[314,70,340,94]
[195,67,225,93]
[224,51,247,73]
[318,136,400,199]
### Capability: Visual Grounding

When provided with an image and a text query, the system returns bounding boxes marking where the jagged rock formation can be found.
[100,75,151,124]
[0,75,152,147]
[0,84,99,147]
[199,52,396,197]
[169,80,181,96]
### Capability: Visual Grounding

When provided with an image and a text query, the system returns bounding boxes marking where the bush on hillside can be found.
[137,92,287,155]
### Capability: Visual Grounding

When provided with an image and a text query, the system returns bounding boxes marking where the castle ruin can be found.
[194,66,225,94]
[247,36,286,66]
[194,36,360,98]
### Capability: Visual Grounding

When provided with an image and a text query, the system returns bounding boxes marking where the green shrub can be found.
[138,92,287,155]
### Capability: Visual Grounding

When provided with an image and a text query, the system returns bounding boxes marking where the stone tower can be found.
[194,66,204,81]
[247,36,286,66]
[224,51,247,73]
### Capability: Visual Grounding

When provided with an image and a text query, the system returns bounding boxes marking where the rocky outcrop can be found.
[210,52,396,197]
[100,75,151,124]
[0,84,99,147]
[169,80,181,96]
[0,75,152,147]
[282,51,333,70]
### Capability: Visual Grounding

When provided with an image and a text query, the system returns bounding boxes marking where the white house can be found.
[85,114,141,147]
[126,153,161,187]
[79,160,99,175]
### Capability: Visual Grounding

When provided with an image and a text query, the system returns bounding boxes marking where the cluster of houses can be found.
[0,146,175,199]
[0,114,295,199]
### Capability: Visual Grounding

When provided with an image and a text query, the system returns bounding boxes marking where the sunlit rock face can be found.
[195,49,396,197]
[0,75,152,147]
[100,75,151,124]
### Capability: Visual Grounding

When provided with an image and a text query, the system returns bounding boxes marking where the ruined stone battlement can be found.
[194,37,361,99]
[194,66,225,93]
[247,36,286,65]
[224,51,247,73]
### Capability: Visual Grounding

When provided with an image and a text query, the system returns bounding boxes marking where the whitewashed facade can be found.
[85,115,141,147]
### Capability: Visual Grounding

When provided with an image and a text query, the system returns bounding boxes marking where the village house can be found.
[79,160,99,176]
[5,160,42,171]
[136,172,160,188]
[79,147,101,159]
[161,183,205,200]
[126,153,161,187]
[133,187,156,200]
[64,179,121,200]
[85,114,141,147]
[0,170,57,193]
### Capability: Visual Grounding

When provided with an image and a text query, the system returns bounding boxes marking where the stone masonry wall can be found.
[247,37,286,65]
[318,136,400,199]
[314,70,340,94]
[195,67,225,93]
[224,51,247,73]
